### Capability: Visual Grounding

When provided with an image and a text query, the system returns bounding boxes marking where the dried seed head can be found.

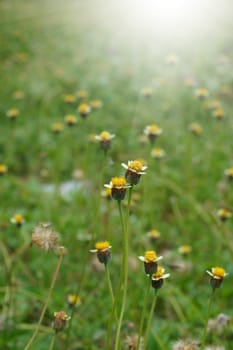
[31,223,59,251]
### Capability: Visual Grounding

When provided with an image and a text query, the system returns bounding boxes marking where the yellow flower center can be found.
[65,115,76,123]
[144,250,157,262]
[14,214,24,223]
[128,160,143,172]
[111,177,127,188]
[148,124,160,134]
[152,266,164,278]
[99,131,111,141]
[178,245,191,254]
[78,103,90,113]
[196,88,208,97]
[77,90,87,99]
[226,167,233,176]
[95,241,110,251]
[68,294,81,305]
[52,123,63,131]
[213,108,224,117]
[63,94,75,103]
[148,229,160,238]
[212,267,226,278]
[0,164,7,173]
[54,311,70,321]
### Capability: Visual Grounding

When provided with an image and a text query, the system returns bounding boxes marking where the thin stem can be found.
[105,264,118,322]
[24,252,64,350]
[143,290,158,350]
[114,188,133,350]
[48,333,56,350]
[200,288,215,350]
[136,277,151,350]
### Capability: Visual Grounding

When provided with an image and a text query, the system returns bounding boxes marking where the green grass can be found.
[0,1,233,349]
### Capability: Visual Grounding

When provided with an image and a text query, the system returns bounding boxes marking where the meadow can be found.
[0,1,233,349]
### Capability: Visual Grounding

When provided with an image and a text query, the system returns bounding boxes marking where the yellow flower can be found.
[76,89,87,100]
[141,87,153,98]
[53,311,70,332]
[151,148,165,158]
[122,160,147,185]
[195,88,209,100]
[208,99,221,110]
[151,266,170,289]
[11,214,25,227]
[63,94,76,104]
[65,114,77,126]
[90,241,112,264]
[147,229,161,240]
[213,108,224,120]
[139,250,163,275]
[178,245,192,255]
[189,123,203,136]
[13,90,25,100]
[217,208,231,221]
[0,164,8,176]
[144,124,162,142]
[78,103,91,118]
[67,294,81,307]
[90,99,103,109]
[224,167,233,180]
[105,177,130,201]
[101,187,112,200]
[51,123,63,133]
[95,131,115,152]
[6,108,19,120]
[206,267,228,288]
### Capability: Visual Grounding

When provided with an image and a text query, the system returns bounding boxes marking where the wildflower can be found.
[125,334,143,349]
[195,88,209,100]
[90,99,103,109]
[76,89,87,100]
[31,223,59,251]
[189,123,203,136]
[213,108,224,120]
[78,103,91,118]
[90,241,112,265]
[6,108,19,120]
[53,311,70,332]
[206,267,228,289]
[178,245,192,256]
[67,294,81,307]
[224,167,233,180]
[10,214,25,227]
[151,147,165,159]
[172,339,199,350]
[207,313,230,333]
[62,94,76,104]
[101,187,112,200]
[13,90,25,100]
[144,124,162,143]
[51,123,63,134]
[72,168,84,180]
[139,250,163,275]
[208,99,221,110]
[151,266,170,289]
[64,114,77,127]
[105,177,130,201]
[95,131,115,152]
[141,87,153,98]
[0,164,8,176]
[165,53,179,65]
[217,208,231,221]
[147,229,161,242]
[121,160,147,185]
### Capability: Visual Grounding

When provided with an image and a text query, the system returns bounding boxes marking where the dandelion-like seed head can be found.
[31,223,60,252]
[53,311,70,332]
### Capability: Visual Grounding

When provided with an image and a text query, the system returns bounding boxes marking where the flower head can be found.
[208,99,221,110]
[0,164,8,176]
[224,167,233,181]
[51,123,63,134]
[67,294,81,307]
[141,87,153,98]
[95,131,115,151]
[101,187,112,200]
[6,108,19,120]
[65,114,77,126]
[63,94,76,104]
[78,103,91,118]
[90,241,112,264]
[139,250,163,275]
[144,124,162,143]
[122,160,147,185]
[213,108,224,120]
[76,89,87,100]
[105,177,130,201]
[217,208,231,222]
[151,147,165,159]
[10,214,25,227]
[151,266,170,289]
[147,229,161,242]
[178,245,192,256]
[206,267,228,288]
[189,123,203,136]
[13,90,25,100]
[195,88,209,100]
[53,311,70,332]
[90,99,103,109]
[31,223,59,251]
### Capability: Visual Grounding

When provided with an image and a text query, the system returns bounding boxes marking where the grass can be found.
[0,0,233,349]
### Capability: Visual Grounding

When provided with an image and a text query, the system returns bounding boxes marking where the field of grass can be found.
[0,1,233,349]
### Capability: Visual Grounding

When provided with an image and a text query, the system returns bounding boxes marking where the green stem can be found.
[200,288,215,350]
[24,252,64,350]
[136,277,151,350]
[114,188,133,350]
[105,264,118,322]
[143,290,158,350]
[48,333,56,350]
